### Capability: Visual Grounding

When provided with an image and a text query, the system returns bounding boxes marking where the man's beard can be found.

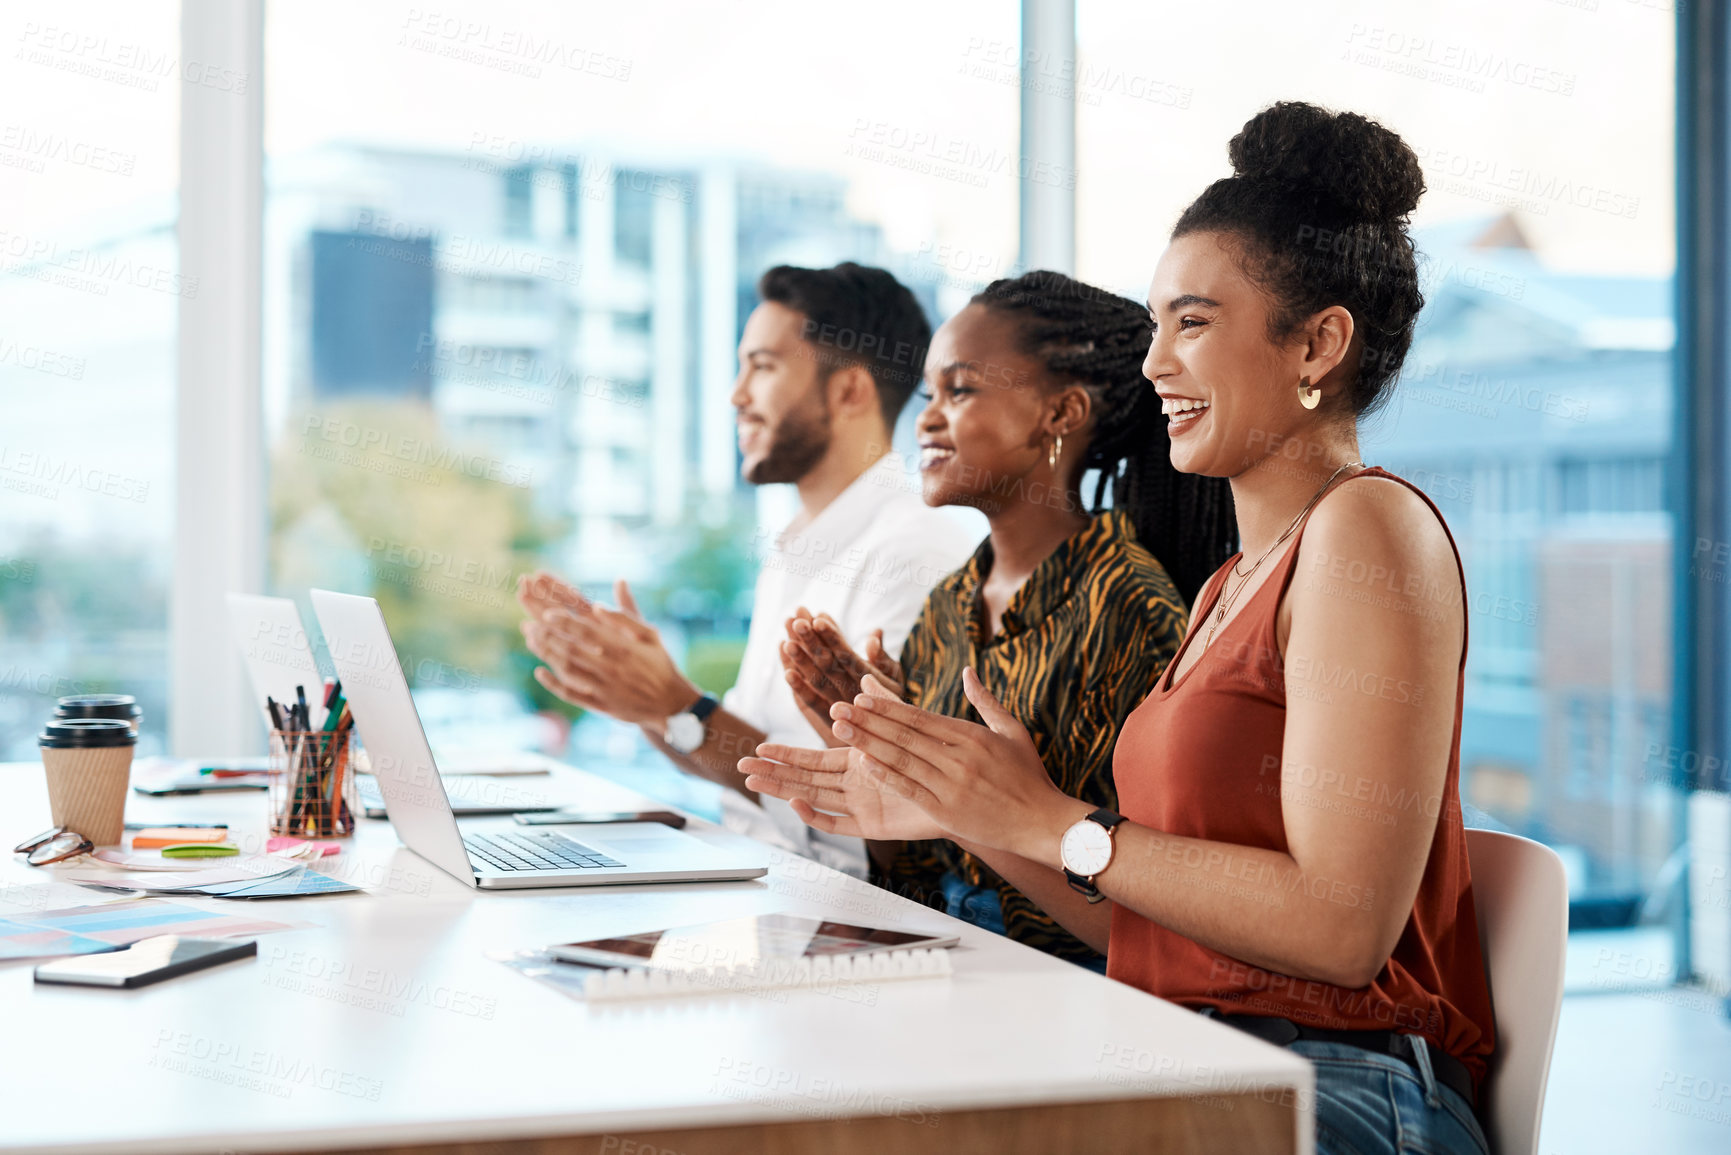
[744,393,832,485]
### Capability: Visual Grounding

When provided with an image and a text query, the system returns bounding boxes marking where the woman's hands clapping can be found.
[740,742,948,842]
[778,608,904,745]
[743,667,1082,863]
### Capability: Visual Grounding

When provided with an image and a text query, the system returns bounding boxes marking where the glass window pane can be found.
[263,1,1017,810]
[0,0,181,758]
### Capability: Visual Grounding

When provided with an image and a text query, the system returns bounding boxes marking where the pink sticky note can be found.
[265,836,340,857]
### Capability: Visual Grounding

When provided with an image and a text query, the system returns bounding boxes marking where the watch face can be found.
[1061,818,1114,877]
[665,711,705,754]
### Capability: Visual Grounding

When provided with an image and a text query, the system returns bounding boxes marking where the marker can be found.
[160,843,240,858]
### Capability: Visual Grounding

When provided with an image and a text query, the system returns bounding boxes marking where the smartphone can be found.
[514,809,687,829]
[34,936,257,988]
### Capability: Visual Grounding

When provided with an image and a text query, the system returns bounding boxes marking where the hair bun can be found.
[1227,101,1424,223]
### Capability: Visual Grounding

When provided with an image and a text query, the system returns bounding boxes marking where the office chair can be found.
[1465,828,1569,1155]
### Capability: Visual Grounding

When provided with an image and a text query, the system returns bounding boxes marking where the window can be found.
[263,0,1017,808]
[0,0,181,759]
[613,172,655,268]
[503,165,535,239]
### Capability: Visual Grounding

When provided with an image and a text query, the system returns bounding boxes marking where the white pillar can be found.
[171,0,265,756]
[1019,0,1077,274]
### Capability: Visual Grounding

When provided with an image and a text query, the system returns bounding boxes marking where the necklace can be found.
[1203,460,1365,651]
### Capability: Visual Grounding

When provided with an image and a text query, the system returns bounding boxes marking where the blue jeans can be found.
[937,871,1108,974]
[1291,1039,1490,1155]
[939,870,1006,935]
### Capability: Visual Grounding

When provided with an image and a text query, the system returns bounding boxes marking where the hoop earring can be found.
[1048,432,1064,470]
[1297,376,1322,410]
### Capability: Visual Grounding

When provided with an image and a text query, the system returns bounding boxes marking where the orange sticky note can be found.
[131,827,229,849]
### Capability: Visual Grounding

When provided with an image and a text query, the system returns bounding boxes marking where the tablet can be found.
[548,913,958,971]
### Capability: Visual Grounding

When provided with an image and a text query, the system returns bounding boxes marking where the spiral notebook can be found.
[506,913,958,1002]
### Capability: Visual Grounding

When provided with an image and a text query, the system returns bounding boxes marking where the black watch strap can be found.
[688,693,720,721]
[1065,870,1110,903]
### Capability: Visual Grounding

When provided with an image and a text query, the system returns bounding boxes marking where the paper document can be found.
[67,855,303,894]
[0,898,300,959]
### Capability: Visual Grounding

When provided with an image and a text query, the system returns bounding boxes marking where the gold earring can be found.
[1298,376,1321,410]
[1048,432,1064,469]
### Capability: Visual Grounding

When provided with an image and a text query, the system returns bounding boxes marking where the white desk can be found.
[0,758,1312,1155]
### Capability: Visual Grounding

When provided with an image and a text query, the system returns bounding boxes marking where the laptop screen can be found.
[309,589,475,885]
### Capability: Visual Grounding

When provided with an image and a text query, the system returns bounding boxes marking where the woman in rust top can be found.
[742,101,1495,1155]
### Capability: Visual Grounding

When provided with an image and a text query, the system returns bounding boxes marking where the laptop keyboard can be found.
[464,831,626,872]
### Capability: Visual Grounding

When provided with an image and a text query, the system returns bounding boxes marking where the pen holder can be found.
[268,729,358,838]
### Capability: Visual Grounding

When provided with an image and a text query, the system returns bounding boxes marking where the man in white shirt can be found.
[518,263,976,877]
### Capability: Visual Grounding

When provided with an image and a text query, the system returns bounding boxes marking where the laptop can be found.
[225,593,558,817]
[226,593,329,730]
[309,588,769,890]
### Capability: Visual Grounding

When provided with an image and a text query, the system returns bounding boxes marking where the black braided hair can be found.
[971,271,1237,607]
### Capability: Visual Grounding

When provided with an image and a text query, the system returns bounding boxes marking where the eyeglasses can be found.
[13,826,95,866]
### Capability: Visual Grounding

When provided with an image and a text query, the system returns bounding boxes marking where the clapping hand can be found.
[739,675,945,841]
[820,668,1083,862]
[740,743,950,841]
[517,576,698,726]
[778,608,903,745]
[517,570,589,621]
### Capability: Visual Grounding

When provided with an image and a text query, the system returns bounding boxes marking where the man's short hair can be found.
[756,262,932,428]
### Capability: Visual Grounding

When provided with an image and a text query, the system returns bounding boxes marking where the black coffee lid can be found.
[39,718,138,748]
[54,694,142,720]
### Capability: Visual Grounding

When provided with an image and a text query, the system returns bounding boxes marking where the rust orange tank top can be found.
[1105,468,1495,1090]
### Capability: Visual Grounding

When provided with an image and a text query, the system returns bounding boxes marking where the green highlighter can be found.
[160,843,240,858]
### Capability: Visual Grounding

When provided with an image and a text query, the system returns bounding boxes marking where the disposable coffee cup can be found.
[39,719,137,846]
[54,693,142,735]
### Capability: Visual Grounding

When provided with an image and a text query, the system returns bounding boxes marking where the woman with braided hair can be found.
[772,270,1236,970]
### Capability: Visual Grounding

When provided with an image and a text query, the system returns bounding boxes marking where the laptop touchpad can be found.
[597,834,706,857]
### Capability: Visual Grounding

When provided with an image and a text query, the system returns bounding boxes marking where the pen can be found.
[124,821,227,831]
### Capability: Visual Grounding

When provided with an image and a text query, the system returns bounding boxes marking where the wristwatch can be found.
[663,693,720,755]
[1061,808,1124,903]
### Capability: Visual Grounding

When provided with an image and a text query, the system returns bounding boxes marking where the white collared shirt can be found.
[721,451,981,877]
